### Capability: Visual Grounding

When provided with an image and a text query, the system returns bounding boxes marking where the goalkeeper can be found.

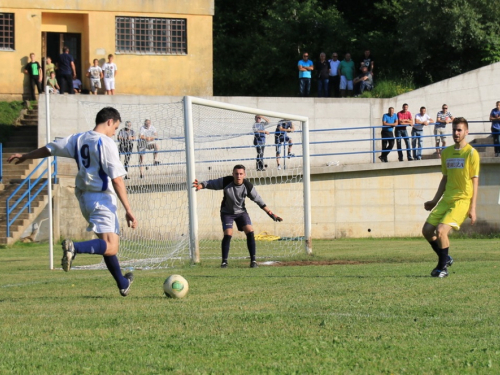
[193,164,283,268]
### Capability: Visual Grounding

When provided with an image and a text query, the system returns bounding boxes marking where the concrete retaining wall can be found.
[33,61,500,241]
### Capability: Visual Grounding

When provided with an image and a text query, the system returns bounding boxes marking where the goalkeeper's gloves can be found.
[267,211,283,222]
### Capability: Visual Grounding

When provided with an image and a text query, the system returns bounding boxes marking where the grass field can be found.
[2,238,500,374]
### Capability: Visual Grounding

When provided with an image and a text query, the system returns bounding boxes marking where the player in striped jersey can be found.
[8,107,138,296]
[422,117,479,278]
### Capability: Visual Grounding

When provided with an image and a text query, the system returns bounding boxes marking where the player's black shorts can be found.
[221,212,252,232]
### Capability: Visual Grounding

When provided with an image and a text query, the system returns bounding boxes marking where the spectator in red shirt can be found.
[396,103,414,161]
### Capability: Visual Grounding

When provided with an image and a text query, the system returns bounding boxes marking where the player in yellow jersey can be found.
[422,117,479,278]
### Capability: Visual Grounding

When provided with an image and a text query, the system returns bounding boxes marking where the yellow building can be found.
[0,0,214,100]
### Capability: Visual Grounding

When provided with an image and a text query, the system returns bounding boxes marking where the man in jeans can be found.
[298,53,314,97]
[379,107,397,162]
[396,103,413,161]
[435,104,454,157]
[315,53,330,97]
[489,101,500,156]
[413,106,433,160]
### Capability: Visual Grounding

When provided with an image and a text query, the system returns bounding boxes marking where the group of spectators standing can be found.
[298,50,374,98]
[24,48,118,100]
[379,101,500,162]
[252,116,295,171]
[117,119,160,179]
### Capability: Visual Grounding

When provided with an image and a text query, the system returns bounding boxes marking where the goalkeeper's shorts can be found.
[221,212,252,232]
[426,198,471,230]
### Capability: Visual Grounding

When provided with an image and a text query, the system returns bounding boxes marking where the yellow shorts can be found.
[426,198,471,230]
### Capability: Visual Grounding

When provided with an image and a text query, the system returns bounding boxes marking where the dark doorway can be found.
[45,32,82,80]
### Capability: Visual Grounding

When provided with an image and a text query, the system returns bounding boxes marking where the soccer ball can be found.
[163,274,189,298]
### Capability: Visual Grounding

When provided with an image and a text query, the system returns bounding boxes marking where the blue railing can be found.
[6,157,57,238]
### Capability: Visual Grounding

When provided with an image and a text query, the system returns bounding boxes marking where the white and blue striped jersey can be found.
[46,131,126,195]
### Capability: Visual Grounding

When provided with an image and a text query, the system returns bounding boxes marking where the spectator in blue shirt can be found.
[298,53,314,97]
[57,46,77,94]
[253,115,270,171]
[490,101,500,156]
[379,107,398,162]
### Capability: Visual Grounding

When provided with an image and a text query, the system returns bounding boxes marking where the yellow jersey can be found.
[441,143,480,202]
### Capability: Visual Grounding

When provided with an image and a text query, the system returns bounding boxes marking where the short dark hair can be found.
[388,107,394,110]
[403,103,408,107]
[233,164,246,171]
[452,117,469,129]
[420,106,426,110]
[95,107,121,125]
[63,46,69,53]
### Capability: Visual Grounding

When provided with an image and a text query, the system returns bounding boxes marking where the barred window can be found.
[0,13,15,51]
[116,17,187,55]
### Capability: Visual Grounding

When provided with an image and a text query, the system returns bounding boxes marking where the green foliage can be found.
[0,101,23,144]
[213,0,500,94]
[360,76,415,98]
[2,239,500,373]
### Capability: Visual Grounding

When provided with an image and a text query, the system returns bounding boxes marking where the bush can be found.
[360,72,416,98]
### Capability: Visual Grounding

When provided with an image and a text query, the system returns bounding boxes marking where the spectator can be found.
[379,107,397,162]
[45,56,55,78]
[138,119,160,178]
[396,103,413,161]
[328,52,341,98]
[46,71,60,94]
[490,101,500,157]
[413,106,434,160]
[298,52,314,97]
[117,121,136,178]
[253,115,270,171]
[435,104,454,157]
[315,52,329,98]
[57,46,76,94]
[86,59,103,95]
[360,49,375,74]
[24,53,43,100]
[102,54,117,95]
[275,119,295,170]
[73,76,82,94]
[353,66,373,96]
[338,53,355,97]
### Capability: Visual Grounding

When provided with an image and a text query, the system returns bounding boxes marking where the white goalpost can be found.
[68,96,311,269]
[184,96,312,263]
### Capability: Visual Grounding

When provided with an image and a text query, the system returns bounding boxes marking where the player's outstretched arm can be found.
[263,206,283,222]
[7,147,51,165]
[111,176,138,229]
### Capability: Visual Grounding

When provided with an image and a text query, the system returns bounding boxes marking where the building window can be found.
[0,13,15,51]
[116,17,187,55]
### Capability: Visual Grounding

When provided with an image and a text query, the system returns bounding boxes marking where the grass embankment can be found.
[0,101,24,144]
[1,238,500,374]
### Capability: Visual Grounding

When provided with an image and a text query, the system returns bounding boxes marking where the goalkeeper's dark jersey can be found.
[202,176,266,214]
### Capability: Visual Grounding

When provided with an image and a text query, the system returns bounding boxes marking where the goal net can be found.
[75,97,311,269]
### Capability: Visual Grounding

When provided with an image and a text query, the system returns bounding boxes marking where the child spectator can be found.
[24,53,43,100]
[86,59,103,95]
[102,54,117,95]
[46,71,60,94]
[45,56,55,78]
[73,76,82,94]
